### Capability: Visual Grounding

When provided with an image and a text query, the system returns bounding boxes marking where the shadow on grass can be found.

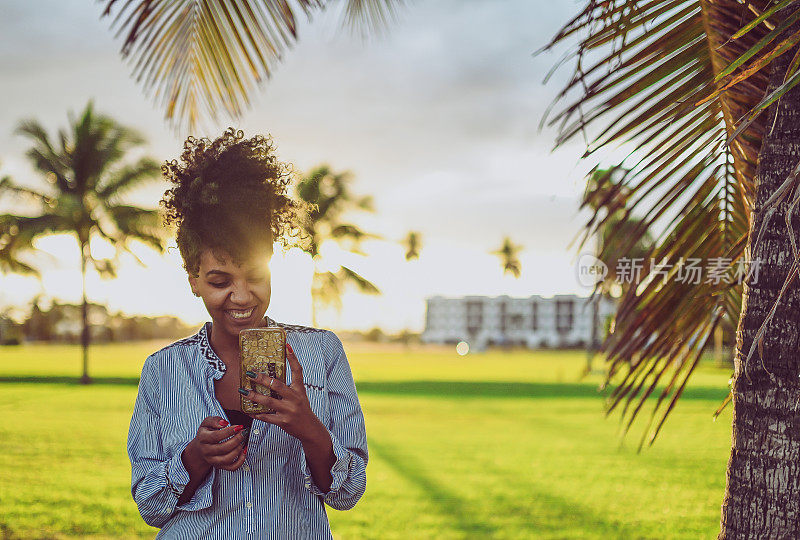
[0,377,729,401]
[357,380,729,401]
[0,376,140,386]
[473,453,645,537]
[369,436,642,537]
[368,437,497,537]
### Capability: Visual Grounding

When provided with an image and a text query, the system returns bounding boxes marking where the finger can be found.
[200,416,229,429]
[198,425,242,444]
[212,444,248,471]
[250,412,282,426]
[286,342,305,391]
[263,376,294,399]
[205,431,246,456]
[239,387,289,412]
[244,371,286,399]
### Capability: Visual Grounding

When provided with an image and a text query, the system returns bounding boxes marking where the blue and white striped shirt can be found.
[127,316,368,539]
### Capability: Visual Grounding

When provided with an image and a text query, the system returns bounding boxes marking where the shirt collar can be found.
[199,315,278,378]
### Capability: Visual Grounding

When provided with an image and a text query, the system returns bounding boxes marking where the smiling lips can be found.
[226,307,255,320]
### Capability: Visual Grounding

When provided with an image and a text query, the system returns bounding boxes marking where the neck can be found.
[208,317,268,359]
[209,325,239,358]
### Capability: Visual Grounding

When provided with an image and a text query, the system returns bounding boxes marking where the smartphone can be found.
[239,327,287,414]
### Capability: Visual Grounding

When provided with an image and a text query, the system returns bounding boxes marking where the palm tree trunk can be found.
[714,325,725,369]
[719,45,800,537]
[79,241,91,385]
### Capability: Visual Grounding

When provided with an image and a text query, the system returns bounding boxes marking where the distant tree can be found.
[582,167,653,296]
[364,327,385,343]
[581,167,653,373]
[403,231,422,261]
[491,237,523,278]
[0,102,167,382]
[295,165,381,326]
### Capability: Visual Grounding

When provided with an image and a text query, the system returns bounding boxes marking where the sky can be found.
[0,0,608,332]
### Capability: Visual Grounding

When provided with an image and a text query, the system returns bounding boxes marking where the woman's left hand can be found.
[241,343,327,444]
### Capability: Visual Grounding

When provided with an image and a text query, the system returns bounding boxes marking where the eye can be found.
[209,282,228,288]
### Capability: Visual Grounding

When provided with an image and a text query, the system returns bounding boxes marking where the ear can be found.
[188,275,199,297]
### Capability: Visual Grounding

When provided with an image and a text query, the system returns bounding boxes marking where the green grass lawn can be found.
[0,340,733,539]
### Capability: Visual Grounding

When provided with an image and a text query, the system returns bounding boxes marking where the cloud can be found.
[0,0,597,329]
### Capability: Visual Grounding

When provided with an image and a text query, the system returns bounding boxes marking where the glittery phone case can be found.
[240,327,287,414]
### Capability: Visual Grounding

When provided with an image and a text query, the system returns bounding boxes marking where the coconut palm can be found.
[98,0,403,131]
[582,167,654,297]
[0,101,167,383]
[295,165,380,326]
[582,167,654,372]
[403,231,422,261]
[491,237,522,278]
[546,0,800,534]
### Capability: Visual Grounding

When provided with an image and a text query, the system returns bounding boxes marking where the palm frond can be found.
[342,0,404,36]
[0,214,72,276]
[99,0,403,131]
[338,265,380,294]
[543,0,773,443]
[97,157,162,201]
[15,120,72,193]
[0,176,55,207]
[104,204,167,253]
[311,270,344,311]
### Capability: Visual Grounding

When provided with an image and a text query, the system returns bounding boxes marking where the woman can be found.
[127,128,368,539]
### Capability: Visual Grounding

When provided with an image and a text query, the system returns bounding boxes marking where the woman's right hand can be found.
[183,416,248,476]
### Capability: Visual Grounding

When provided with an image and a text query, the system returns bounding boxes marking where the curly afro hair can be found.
[160,128,305,277]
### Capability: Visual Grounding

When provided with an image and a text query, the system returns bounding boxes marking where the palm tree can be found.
[0,101,167,383]
[403,231,422,261]
[295,165,380,327]
[98,0,403,131]
[545,0,800,535]
[491,237,522,278]
[581,167,654,373]
[582,167,654,297]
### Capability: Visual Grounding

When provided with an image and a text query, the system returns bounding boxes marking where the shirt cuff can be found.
[300,426,353,500]
[167,440,215,511]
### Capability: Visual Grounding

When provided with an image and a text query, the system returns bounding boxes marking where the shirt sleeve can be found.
[127,355,215,528]
[299,331,368,510]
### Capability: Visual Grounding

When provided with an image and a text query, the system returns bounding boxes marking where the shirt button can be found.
[243,464,250,472]
[166,507,172,513]
[252,429,260,435]
[245,501,253,509]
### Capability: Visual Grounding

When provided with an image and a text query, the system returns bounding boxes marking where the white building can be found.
[421,294,617,349]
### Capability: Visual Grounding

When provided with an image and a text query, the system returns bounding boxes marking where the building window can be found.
[499,301,507,333]
[555,300,574,333]
[510,314,523,330]
[466,300,483,335]
[531,302,538,331]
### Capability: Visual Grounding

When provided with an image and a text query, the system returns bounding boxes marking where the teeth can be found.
[228,308,254,319]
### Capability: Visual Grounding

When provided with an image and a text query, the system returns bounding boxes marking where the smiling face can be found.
[188,247,272,344]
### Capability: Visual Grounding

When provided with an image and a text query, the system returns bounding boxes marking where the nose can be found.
[230,280,254,306]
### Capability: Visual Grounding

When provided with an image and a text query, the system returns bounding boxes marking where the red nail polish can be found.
[243,446,248,456]
[233,425,244,433]
[219,419,229,427]
[287,343,293,353]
